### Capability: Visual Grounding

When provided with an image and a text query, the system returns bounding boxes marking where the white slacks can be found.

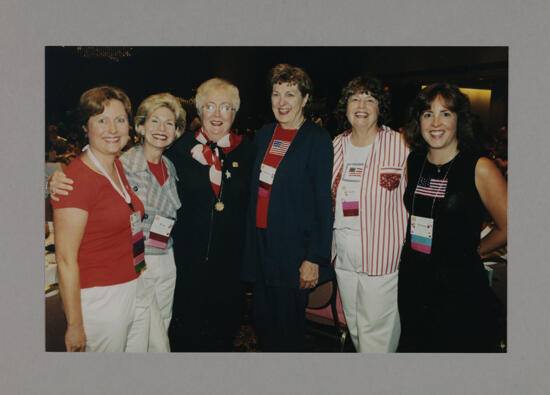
[80,277,137,352]
[334,229,400,353]
[140,248,177,330]
[125,256,172,352]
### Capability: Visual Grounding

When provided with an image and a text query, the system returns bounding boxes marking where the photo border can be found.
[2,1,549,394]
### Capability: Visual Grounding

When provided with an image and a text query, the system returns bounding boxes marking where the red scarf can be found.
[190,128,242,196]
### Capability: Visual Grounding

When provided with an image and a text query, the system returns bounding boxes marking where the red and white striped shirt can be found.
[332,126,410,275]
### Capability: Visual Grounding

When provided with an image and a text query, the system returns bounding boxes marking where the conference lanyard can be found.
[83,145,133,210]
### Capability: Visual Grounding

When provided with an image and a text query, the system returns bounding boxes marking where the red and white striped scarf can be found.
[190,128,242,196]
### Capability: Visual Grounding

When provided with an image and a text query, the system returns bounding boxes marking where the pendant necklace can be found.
[215,163,226,212]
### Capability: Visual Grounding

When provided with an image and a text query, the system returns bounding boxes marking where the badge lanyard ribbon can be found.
[83,145,133,210]
[410,153,458,254]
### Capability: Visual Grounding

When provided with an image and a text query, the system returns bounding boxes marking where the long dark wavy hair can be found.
[335,75,391,132]
[403,82,479,153]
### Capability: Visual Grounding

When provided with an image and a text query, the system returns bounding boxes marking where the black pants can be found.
[169,283,243,352]
[169,314,239,352]
[251,227,310,352]
[252,280,309,352]
[398,267,503,352]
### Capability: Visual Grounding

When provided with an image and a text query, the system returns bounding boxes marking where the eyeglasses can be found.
[202,103,234,114]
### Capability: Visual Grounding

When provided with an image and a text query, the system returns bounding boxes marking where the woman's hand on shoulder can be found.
[48,170,73,201]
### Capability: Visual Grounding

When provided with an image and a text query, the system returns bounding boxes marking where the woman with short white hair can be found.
[166,78,255,352]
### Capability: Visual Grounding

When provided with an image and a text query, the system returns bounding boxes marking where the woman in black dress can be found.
[166,78,255,351]
[398,82,507,352]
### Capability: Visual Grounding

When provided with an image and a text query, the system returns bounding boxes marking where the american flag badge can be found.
[414,176,448,199]
[343,163,363,182]
[348,167,363,177]
[269,139,291,156]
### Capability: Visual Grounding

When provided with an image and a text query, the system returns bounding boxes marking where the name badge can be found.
[145,215,175,249]
[410,215,433,254]
[259,164,277,186]
[342,201,359,216]
[130,211,146,274]
[341,186,360,216]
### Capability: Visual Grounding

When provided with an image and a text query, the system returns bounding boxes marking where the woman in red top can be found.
[52,86,145,352]
[241,64,334,351]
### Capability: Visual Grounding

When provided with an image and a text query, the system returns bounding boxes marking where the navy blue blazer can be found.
[241,120,335,288]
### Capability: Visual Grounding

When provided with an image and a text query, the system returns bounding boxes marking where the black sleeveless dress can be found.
[397,150,503,352]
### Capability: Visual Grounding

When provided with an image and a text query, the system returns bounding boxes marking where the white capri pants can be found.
[80,277,138,352]
[125,248,175,352]
[334,229,400,353]
[141,248,177,330]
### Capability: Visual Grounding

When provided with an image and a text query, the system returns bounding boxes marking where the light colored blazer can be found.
[120,145,181,255]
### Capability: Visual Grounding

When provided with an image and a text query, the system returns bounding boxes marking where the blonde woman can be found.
[50,92,185,351]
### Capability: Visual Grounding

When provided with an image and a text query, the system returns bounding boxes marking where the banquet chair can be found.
[305,278,348,352]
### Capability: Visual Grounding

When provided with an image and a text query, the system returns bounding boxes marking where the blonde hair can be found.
[134,93,186,139]
[195,78,240,116]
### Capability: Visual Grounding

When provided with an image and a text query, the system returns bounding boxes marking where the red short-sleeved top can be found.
[52,155,144,288]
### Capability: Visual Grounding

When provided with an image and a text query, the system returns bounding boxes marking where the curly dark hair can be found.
[403,82,478,153]
[335,75,391,132]
[268,63,313,113]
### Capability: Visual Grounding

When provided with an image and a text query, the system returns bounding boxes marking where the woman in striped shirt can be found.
[331,75,409,352]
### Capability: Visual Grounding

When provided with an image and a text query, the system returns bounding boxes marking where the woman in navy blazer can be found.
[241,64,334,351]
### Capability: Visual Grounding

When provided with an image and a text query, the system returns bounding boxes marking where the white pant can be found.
[126,262,171,352]
[80,278,138,352]
[140,248,177,330]
[335,268,400,352]
[334,229,400,352]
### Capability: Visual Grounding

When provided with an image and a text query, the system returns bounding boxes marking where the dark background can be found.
[46,46,507,138]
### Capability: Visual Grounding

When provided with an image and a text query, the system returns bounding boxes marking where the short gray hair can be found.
[195,78,240,116]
